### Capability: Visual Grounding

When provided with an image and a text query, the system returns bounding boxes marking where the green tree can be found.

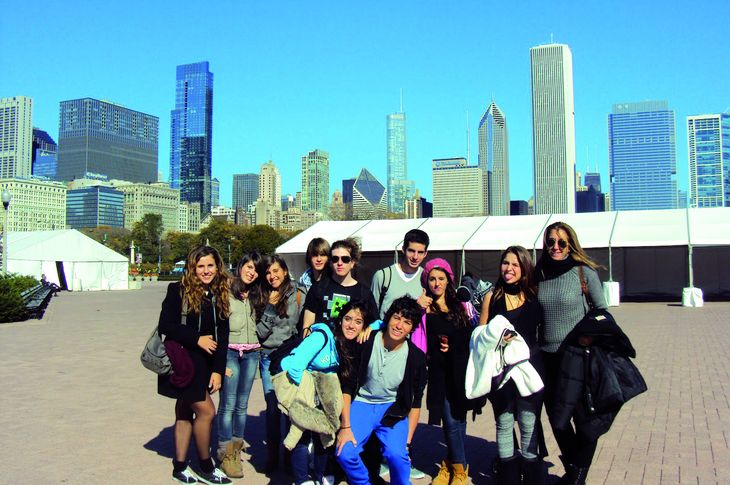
[164,231,200,264]
[239,225,285,256]
[130,213,163,264]
[79,226,131,257]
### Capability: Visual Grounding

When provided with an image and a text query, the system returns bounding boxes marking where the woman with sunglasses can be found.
[256,255,301,472]
[536,222,606,485]
[301,238,378,334]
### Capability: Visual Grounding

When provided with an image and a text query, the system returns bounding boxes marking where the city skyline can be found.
[2,1,729,208]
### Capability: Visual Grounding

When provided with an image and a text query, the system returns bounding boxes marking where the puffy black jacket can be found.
[549,309,647,441]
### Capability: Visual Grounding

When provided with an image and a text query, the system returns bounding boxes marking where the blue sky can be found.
[2,1,728,206]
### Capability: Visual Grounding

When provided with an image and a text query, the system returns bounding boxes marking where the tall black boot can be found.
[557,462,588,485]
[495,455,521,485]
[520,457,545,485]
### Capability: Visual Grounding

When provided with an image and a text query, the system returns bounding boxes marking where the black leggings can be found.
[541,351,598,468]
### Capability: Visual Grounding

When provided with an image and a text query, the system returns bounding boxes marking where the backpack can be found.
[268,327,328,377]
[376,266,393,314]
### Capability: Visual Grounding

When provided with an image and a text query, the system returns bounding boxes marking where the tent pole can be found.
[686,208,693,288]
[607,211,619,282]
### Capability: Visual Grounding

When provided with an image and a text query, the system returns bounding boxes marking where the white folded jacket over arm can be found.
[464,314,544,399]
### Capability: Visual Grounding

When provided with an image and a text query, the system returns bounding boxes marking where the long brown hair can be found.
[425,267,469,329]
[333,300,369,381]
[491,245,538,304]
[541,221,603,270]
[230,251,267,317]
[263,254,294,318]
[180,246,230,318]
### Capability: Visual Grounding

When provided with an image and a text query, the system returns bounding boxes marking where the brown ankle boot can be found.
[220,441,243,478]
[451,463,469,485]
[431,459,452,485]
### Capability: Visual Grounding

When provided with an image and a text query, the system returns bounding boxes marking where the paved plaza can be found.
[1,282,729,484]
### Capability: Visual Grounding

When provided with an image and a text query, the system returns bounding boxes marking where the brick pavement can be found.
[0,282,728,484]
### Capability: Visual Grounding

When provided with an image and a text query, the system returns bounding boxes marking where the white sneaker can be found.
[320,475,336,485]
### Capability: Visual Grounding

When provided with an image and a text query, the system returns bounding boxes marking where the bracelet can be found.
[339,426,351,430]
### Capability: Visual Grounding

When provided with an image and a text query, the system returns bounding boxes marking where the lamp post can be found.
[2,189,11,274]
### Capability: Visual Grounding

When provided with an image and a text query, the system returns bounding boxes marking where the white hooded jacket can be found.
[464,314,544,399]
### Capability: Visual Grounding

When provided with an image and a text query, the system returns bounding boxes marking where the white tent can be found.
[277,208,730,300]
[7,230,129,291]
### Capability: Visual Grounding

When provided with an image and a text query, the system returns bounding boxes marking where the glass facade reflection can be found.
[688,113,730,208]
[66,186,124,229]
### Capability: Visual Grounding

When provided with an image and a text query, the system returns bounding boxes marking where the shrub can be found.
[0,273,40,323]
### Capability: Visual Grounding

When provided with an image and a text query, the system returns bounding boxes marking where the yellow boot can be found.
[451,463,469,485]
[220,440,243,478]
[431,459,452,485]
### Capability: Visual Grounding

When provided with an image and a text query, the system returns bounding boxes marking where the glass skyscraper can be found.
[32,128,58,180]
[530,44,576,214]
[170,62,213,216]
[386,110,413,213]
[609,101,677,211]
[232,173,259,211]
[478,101,510,215]
[352,168,387,219]
[66,186,124,229]
[687,113,730,208]
[57,98,158,183]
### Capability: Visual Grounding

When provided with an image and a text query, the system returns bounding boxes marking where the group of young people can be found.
[156,222,609,485]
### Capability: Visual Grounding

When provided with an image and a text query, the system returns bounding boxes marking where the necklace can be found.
[505,292,524,311]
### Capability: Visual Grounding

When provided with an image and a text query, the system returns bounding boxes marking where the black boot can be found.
[264,441,278,474]
[521,458,545,485]
[495,455,521,485]
[558,463,588,485]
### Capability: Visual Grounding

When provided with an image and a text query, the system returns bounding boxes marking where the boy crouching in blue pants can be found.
[335,296,427,485]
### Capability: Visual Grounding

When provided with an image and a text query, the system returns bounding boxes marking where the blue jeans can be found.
[291,431,329,484]
[442,398,467,465]
[259,352,283,445]
[336,401,410,485]
[217,349,260,443]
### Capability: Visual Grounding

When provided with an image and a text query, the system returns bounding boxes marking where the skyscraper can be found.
[0,96,33,179]
[66,186,124,229]
[259,160,281,209]
[211,177,220,207]
[609,101,677,210]
[301,149,330,214]
[352,168,387,219]
[232,173,259,211]
[31,128,58,179]
[687,113,730,208]
[432,158,485,217]
[57,98,158,183]
[386,108,414,213]
[478,101,510,215]
[530,44,576,214]
[170,62,214,216]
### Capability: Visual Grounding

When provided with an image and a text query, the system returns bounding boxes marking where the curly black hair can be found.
[383,296,422,332]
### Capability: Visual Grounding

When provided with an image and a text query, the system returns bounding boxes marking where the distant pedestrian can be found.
[157,246,232,485]
[216,252,266,479]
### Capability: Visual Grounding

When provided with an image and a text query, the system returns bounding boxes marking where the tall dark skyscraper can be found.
[232,173,259,211]
[32,128,58,179]
[57,98,158,182]
[170,62,214,216]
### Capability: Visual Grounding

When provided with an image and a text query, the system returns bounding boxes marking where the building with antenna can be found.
[478,101,510,215]
[386,92,414,213]
[530,43,576,214]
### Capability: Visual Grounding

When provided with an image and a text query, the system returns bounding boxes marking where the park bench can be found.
[20,283,56,319]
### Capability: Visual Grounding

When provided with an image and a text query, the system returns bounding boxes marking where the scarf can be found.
[536,255,577,281]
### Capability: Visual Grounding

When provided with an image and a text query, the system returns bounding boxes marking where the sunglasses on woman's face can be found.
[547,238,568,249]
[331,255,352,264]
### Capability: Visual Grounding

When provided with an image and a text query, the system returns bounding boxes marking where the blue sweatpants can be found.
[336,401,411,485]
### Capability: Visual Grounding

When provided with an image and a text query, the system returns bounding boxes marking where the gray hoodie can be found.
[256,290,299,354]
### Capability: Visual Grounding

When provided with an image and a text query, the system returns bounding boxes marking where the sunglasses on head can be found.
[331,255,352,264]
[547,238,568,249]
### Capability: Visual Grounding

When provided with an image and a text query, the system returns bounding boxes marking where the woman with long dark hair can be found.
[296,237,330,301]
[537,222,607,485]
[256,254,301,472]
[158,246,231,485]
[422,258,479,485]
[279,300,369,485]
[479,246,544,485]
[216,252,265,478]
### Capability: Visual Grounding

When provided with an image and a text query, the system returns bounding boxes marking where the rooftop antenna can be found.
[550,33,554,43]
[466,110,470,164]
[400,88,404,113]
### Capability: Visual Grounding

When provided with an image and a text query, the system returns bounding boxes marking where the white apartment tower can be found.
[478,101,510,215]
[530,44,576,214]
[259,160,282,210]
[0,96,33,179]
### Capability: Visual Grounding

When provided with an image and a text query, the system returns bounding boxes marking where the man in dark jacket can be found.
[336,297,427,485]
